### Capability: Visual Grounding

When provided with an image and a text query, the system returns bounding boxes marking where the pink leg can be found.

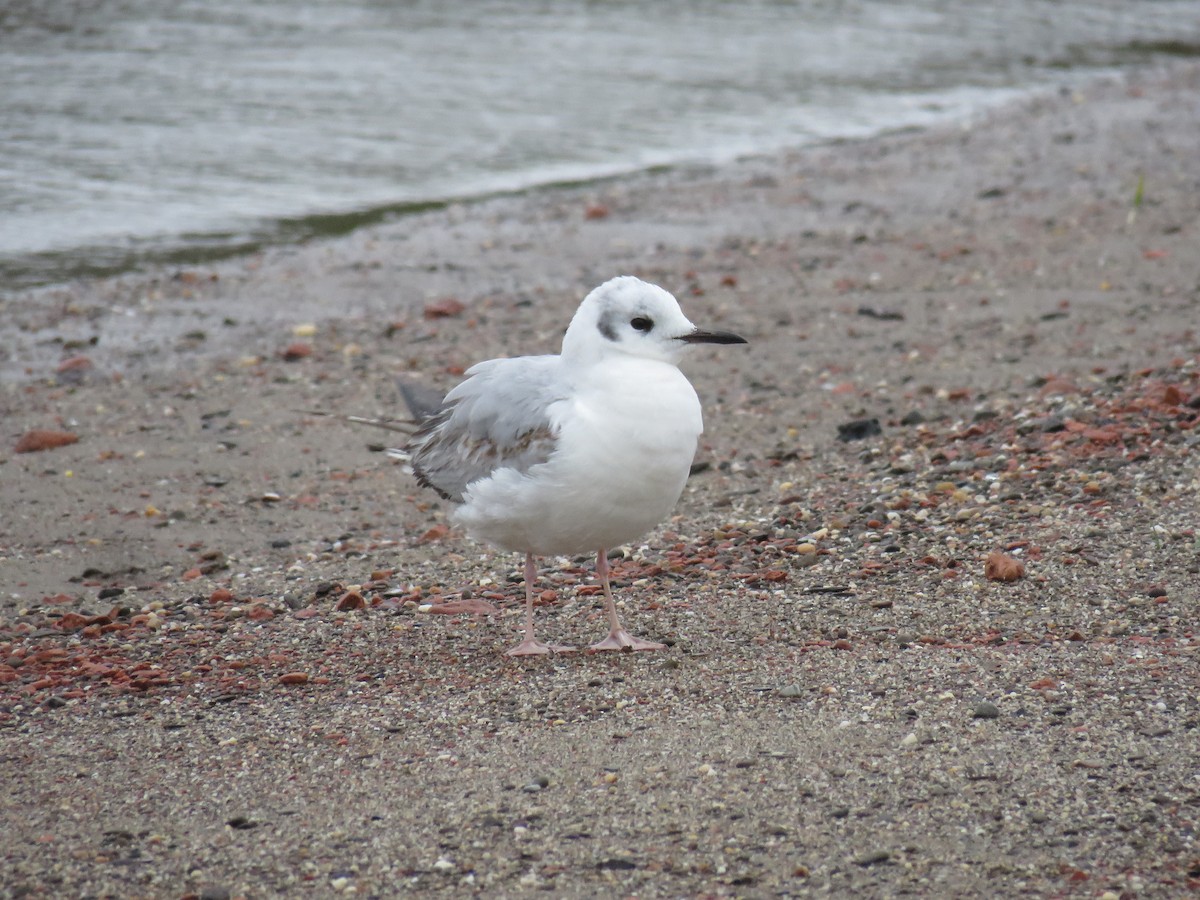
[588,549,666,652]
[506,552,575,656]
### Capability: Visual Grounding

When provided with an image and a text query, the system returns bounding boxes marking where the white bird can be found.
[406,276,746,655]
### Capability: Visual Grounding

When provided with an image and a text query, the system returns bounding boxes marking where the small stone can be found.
[985,551,1025,582]
[837,418,881,442]
[15,429,80,453]
[280,342,312,361]
[779,685,803,698]
[900,732,918,748]
[424,298,466,319]
[335,591,366,611]
[596,858,637,871]
[854,850,891,867]
[972,701,1001,719]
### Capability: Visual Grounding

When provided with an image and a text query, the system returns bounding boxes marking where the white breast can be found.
[454,356,703,556]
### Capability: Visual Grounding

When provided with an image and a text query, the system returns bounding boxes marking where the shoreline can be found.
[2,62,1193,382]
[2,61,1198,898]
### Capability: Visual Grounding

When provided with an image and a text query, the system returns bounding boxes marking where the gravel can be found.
[1,62,1199,898]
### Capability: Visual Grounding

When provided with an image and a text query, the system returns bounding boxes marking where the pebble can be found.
[779,685,803,698]
[900,732,918,748]
[854,850,891,867]
[972,701,1001,719]
[283,593,307,610]
[837,418,882,442]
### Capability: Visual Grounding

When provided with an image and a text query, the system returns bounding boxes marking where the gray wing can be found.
[405,355,566,502]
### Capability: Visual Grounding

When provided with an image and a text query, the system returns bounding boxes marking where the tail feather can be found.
[396,378,446,424]
[298,409,416,435]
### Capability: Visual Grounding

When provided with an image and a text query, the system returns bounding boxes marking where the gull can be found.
[406,276,746,655]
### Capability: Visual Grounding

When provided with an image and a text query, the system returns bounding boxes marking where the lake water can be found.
[3,0,1198,289]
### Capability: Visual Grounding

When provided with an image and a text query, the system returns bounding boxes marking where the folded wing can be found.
[406,355,566,502]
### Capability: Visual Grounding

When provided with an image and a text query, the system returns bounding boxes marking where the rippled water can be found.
[3,0,1198,288]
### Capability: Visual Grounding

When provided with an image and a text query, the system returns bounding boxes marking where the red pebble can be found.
[15,430,79,453]
[984,552,1025,582]
[335,591,366,611]
[280,342,312,361]
[56,355,93,374]
[423,298,466,319]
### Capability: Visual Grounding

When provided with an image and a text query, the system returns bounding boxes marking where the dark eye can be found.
[630,316,654,333]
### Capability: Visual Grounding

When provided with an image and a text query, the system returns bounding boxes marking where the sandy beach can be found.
[2,62,1198,898]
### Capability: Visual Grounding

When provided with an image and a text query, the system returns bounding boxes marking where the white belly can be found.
[454,358,703,556]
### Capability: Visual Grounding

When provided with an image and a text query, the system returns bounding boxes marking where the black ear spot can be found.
[597,310,618,341]
[630,316,654,333]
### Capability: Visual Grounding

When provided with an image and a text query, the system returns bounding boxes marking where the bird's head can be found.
[562,276,746,366]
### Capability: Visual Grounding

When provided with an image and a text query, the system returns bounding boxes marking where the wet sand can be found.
[2,63,1198,898]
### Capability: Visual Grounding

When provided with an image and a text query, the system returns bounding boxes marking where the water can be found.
[3,0,1198,290]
